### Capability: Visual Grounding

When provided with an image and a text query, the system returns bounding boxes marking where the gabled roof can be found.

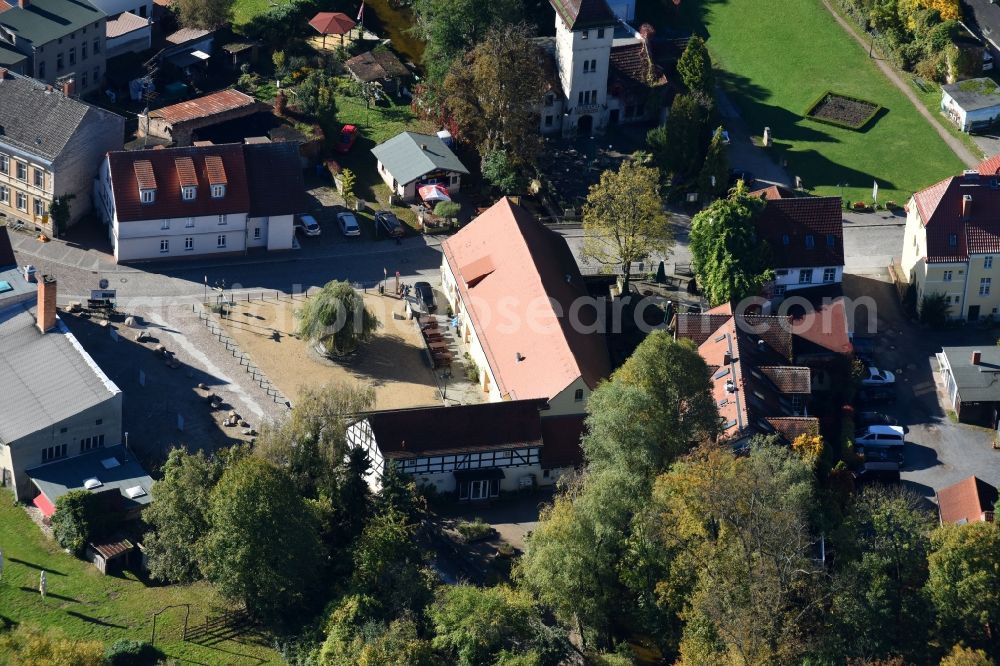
[749,184,803,200]
[365,399,546,457]
[106,11,148,39]
[549,0,617,30]
[0,302,120,444]
[148,88,257,126]
[754,196,845,269]
[371,131,468,186]
[165,27,211,45]
[937,475,998,524]
[0,0,104,46]
[759,366,811,394]
[106,144,250,222]
[0,70,122,161]
[609,41,667,90]
[910,167,1000,262]
[442,198,611,401]
[345,48,409,83]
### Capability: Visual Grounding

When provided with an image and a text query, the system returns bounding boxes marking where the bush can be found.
[456,518,495,542]
[920,292,950,328]
[433,201,460,220]
[851,201,871,211]
[104,639,162,666]
[51,489,103,557]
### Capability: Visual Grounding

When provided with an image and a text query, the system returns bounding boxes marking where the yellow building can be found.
[901,157,1000,321]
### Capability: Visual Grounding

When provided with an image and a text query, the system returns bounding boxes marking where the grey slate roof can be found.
[243,141,309,217]
[0,303,120,444]
[942,346,1000,402]
[370,131,468,187]
[942,78,1000,112]
[27,445,152,509]
[0,71,120,161]
[0,43,27,68]
[0,0,105,46]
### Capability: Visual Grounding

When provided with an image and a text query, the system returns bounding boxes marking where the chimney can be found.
[723,351,733,365]
[420,144,428,150]
[62,78,75,99]
[17,0,28,8]
[0,68,7,81]
[963,194,973,219]
[972,350,982,366]
[37,275,57,334]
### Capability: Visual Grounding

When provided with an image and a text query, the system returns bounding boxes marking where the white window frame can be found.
[823,268,837,283]
[15,192,27,211]
[184,236,193,251]
[798,269,813,284]
[981,277,992,296]
[160,239,169,253]
[217,234,226,248]
[140,189,155,204]
[15,161,27,181]
[0,154,8,174]
[32,169,44,188]
[185,217,194,228]
[0,185,8,204]
[218,214,227,225]
[986,256,994,269]
[253,227,261,239]
[160,219,170,230]
[211,184,225,198]
[182,186,196,201]
[33,197,45,217]
[943,270,953,282]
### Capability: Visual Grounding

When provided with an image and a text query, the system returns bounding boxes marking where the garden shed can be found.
[941,78,1000,132]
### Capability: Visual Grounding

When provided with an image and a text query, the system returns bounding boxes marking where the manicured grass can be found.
[684,0,966,203]
[231,0,296,27]
[0,497,280,664]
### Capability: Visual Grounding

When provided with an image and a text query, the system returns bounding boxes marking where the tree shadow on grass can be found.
[18,586,79,603]
[7,557,66,575]
[66,610,127,629]
[718,71,839,144]
[770,144,897,194]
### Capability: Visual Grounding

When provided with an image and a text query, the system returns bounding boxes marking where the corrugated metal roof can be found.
[149,88,256,125]
[0,304,120,444]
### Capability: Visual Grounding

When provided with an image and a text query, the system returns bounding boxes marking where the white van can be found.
[855,425,905,448]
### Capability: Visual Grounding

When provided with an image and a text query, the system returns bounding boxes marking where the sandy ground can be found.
[220,292,445,410]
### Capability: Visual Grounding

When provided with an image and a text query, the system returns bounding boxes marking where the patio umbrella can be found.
[418,184,451,203]
[309,12,357,48]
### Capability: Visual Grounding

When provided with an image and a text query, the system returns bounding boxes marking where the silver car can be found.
[337,212,361,237]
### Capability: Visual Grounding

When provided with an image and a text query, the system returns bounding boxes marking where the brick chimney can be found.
[972,350,982,366]
[62,78,75,99]
[0,68,7,82]
[962,194,973,220]
[37,275,57,334]
[17,0,29,8]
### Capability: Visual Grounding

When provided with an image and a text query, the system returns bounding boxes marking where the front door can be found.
[609,109,620,125]
[577,114,593,134]
[969,305,981,321]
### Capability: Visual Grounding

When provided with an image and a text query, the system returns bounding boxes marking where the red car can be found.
[335,124,358,154]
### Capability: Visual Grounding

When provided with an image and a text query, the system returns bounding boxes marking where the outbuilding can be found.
[937,346,1000,425]
[371,131,468,201]
[941,78,1000,132]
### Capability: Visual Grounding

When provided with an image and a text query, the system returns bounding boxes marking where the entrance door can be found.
[469,479,489,500]
[969,305,981,321]
[609,109,620,125]
[577,114,593,134]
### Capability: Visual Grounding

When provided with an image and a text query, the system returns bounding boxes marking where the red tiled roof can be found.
[765,417,819,442]
[442,198,611,401]
[750,185,802,201]
[549,0,617,30]
[366,399,546,457]
[174,156,197,187]
[90,537,134,560]
[754,196,844,269]
[309,11,355,36]
[149,89,257,126]
[204,154,227,185]
[609,42,667,90]
[133,160,156,190]
[789,297,853,356]
[108,144,250,222]
[938,475,998,524]
[759,366,811,393]
[977,154,1000,176]
[909,168,1000,263]
[674,311,733,346]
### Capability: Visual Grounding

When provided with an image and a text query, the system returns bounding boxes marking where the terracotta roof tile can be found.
[978,154,1000,176]
[609,42,667,91]
[344,49,409,83]
[754,196,844,268]
[938,475,998,524]
[133,160,156,190]
[203,154,227,185]
[765,417,819,442]
[149,89,257,126]
[174,156,197,187]
[759,366,811,393]
[442,198,611,401]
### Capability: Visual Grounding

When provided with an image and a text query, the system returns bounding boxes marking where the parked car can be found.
[856,445,904,468]
[861,366,895,386]
[335,124,358,154]
[337,211,361,237]
[414,281,437,313]
[856,411,901,432]
[374,210,405,238]
[857,386,896,405]
[855,425,905,448]
[295,214,321,237]
[853,467,901,486]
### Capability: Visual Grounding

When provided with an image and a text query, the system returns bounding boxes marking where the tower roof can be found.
[550,0,618,30]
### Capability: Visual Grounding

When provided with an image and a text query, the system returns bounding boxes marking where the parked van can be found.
[854,425,905,448]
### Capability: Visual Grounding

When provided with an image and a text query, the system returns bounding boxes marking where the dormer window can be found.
[140,189,155,204]
[182,186,196,200]
[211,184,226,198]
[805,234,815,249]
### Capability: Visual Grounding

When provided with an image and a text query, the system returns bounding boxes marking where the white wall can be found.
[88,0,153,18]
[441,255,502,401]
[112,211,248,261]
[266,214,294,250]
[546,377,592,416]
[774,265,843,291]
[106,22,151,58]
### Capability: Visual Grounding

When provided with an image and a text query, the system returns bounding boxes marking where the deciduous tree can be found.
[581,160,672,296]
[697,127,729,201]
[444,24,550,167]
[199,457,324,623]
[351,510,433,621]
[927,521,1000,654]
[414,0,523,84]
[651,92,714,179]
[175,0,232,29]
[296,281,380,357]
[143,448,223,583]
[689,186,771,305]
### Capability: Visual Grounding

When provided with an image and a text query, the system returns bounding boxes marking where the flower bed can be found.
[805,92,883,130]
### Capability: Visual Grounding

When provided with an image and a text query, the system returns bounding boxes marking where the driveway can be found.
[717,89,792,188]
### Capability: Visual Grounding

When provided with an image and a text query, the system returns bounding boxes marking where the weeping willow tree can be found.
[296,280,380,357]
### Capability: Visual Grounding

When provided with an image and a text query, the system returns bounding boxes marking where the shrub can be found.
[433,201,460,220]
[852,201,870,211]
[51,489,104,557]
[104,639,162,666]
[920,292,950,327]
[456,518,494,542]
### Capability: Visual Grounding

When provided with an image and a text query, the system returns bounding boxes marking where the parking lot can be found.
[845,274,1000,502]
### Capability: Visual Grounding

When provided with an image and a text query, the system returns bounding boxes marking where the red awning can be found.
[419,184,451,202]
[33,493,56,518]
[309,12,356,36]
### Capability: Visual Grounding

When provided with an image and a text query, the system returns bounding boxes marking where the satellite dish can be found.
[99,279,109,289]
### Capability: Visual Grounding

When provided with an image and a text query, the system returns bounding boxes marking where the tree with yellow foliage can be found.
[792,431,824,464]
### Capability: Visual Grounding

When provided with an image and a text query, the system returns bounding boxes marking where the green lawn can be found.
[231,0,296,27]
[0,498,281,664]
[685,0,966,203]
